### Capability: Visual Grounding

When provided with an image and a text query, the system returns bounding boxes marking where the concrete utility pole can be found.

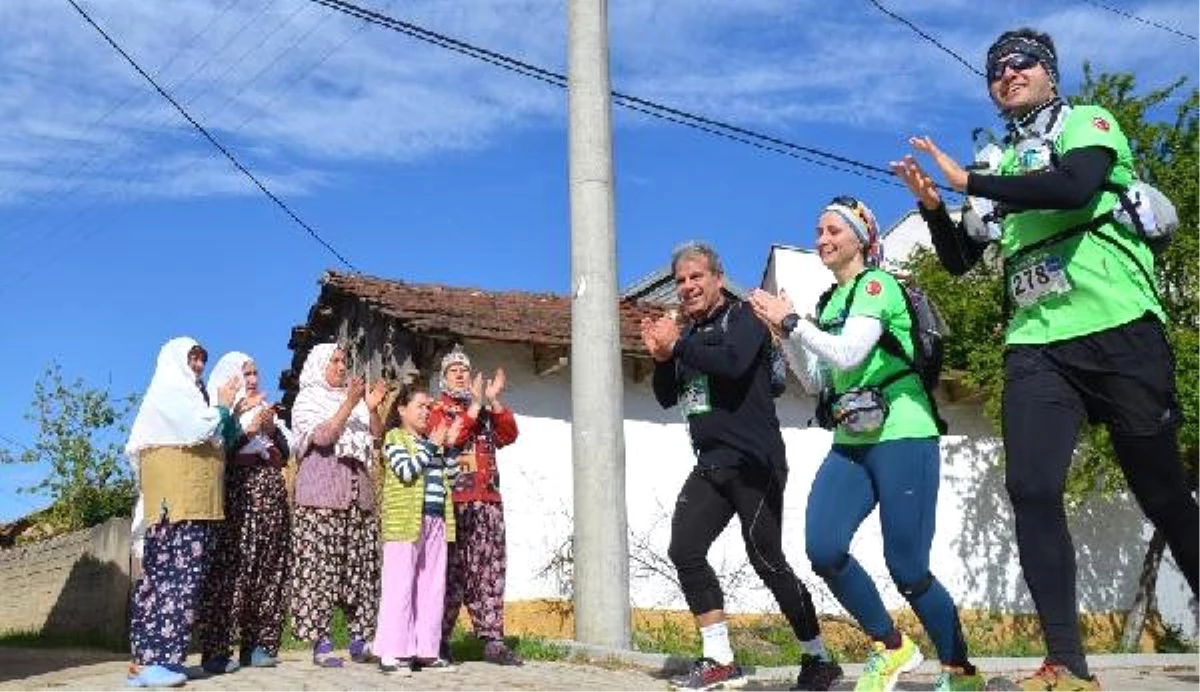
[566,0,631,649]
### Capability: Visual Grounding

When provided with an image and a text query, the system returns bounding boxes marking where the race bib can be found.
[1010,255,1072,308]
[680,374,712,417]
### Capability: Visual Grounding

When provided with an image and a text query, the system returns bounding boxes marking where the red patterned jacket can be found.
[428,393,519,504]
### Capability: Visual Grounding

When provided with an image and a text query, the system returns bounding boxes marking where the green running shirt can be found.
[819,269,939,445]
[998,104,1163,345]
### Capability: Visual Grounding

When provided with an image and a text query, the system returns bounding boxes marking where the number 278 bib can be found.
[1009,255,1072,308]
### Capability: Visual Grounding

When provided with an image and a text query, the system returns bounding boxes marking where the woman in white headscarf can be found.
[196,352,293,674]
[124,337,245,689]
[288,343,387,668]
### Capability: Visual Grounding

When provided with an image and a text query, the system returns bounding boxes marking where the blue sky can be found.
[1,0,1196,521]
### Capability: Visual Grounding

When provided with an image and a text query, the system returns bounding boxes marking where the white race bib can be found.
[680,375,712,418]
[1010,255,1072,308]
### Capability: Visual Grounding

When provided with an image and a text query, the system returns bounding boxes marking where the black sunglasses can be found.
[988,52,1039,82]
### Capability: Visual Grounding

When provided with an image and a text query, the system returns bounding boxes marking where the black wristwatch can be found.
[780,313,800,336]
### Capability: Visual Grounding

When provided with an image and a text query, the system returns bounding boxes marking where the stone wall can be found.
[0,517,130,643]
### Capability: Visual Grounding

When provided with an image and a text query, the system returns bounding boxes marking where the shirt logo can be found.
[1092,116,1110,132]
[865,279,882,296]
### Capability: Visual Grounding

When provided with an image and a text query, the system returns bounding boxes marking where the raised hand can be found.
[640,317,660,353]
[890,154,944,209]
[217,375,241,408]
[258,406,277,435]
[445,415,464,446]
[365,380,388,411]
[469,372,485,404]
[749,288,794,330]
[643,314,681,362]
[428,420,450,447]
[485,368,507,403]
[346,376,367,404]
[907,135,968,192]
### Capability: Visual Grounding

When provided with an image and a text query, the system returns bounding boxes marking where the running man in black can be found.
[640,241,840,692]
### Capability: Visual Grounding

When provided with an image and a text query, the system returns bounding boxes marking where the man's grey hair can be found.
[670,241,724,276]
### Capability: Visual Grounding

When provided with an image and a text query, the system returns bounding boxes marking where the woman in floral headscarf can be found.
[196,352,293,674]
[288,343,387,668]
[124,337,244,688]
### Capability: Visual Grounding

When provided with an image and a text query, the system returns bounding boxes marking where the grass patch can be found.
[626,609,1197,667]
[0,629,125,652]
[278,610,569,661]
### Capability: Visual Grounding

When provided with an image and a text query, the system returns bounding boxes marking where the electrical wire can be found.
[1077,0,1196,41]
[63,0,359,271]
[306,0,925,190]
[861,0,983,77]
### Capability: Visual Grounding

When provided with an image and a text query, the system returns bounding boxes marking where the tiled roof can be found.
[320,271,668,354]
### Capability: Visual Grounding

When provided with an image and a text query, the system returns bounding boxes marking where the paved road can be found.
[0,648,1195,690]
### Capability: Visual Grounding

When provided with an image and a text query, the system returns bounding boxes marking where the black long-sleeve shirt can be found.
[652,300,786,469]
[922,145,1114,275]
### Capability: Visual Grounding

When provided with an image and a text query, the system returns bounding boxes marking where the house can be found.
[280,227,1194,637]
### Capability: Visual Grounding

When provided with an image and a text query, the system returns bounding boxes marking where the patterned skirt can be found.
[289,479,380,643]
[197,464,291,658]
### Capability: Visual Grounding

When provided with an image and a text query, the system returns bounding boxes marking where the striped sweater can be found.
[379,427,457,543]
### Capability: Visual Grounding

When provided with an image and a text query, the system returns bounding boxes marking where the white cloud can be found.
[0,0,1194,205]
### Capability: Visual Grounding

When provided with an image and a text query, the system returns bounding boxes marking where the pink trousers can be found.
[372,516,448,660]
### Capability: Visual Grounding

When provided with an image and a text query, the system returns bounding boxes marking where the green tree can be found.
[907,68,1198,647]
[0,364,140,532]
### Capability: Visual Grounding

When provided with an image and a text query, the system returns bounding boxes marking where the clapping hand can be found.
[217,375,241,408]
[428,420,451,448]
[902,135,968,192]
[365,380,388,411]
[485,368,506,405]
[640,314,679,363]
[346,377,367,404]
[890,154,944,210]
[749,288,795,334]
[469,372,485,405]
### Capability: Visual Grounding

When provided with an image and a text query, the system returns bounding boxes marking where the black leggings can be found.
[668,462,821,641]
[1003,320,1198,676]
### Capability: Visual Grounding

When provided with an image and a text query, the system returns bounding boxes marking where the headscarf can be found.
[438,344,473,401]
[986,31,1059,87]
[823,197,883,268]
[207,351,291,458]
[291,343,375,464]
[125,336,223,467]
[125,336,223,559]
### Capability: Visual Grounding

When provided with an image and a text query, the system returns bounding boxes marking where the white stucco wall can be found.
[459,341,1195,639]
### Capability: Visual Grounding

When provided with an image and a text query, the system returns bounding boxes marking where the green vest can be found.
[379,428,456,543]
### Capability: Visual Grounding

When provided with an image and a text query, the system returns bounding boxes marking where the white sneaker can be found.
[378,657,412,676]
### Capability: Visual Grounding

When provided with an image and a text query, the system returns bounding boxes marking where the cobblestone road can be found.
[0,648,1195,691]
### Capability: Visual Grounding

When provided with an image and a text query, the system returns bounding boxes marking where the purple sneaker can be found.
[349,638,374,664]
[312,638,344,668]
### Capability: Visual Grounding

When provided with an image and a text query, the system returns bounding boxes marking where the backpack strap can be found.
[819,270,947,434]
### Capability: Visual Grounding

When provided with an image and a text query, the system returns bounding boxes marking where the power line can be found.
[0,432,32,454]
[1077,0,1197,41]
[307,0,923,191]
[862,0,983,78]
[63,0,359,272]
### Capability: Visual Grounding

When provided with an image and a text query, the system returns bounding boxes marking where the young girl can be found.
[374,385,461,675]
